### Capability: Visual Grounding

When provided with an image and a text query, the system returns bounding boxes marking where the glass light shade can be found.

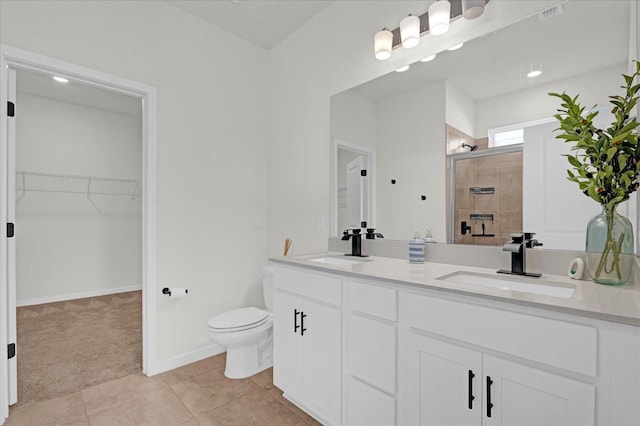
[462,0,485,20]
[374,29,393,60]
[395,65,410,72]
[420,54,437,62]
[400,15,420,49]
[428,0,451,36]
[448,42,464,51]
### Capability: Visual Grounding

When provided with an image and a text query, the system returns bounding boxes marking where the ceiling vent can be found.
[538,4,564,21]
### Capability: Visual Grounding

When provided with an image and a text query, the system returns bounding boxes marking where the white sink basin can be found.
[308,256,372,266]
[437,272,575,298]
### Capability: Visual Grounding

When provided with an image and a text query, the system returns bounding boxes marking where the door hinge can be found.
[8,343,15,359]
[7,101,15,117]
[360,169,367,177]
[7,223,14,238]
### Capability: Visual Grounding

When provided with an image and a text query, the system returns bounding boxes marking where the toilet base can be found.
[223,328,273,379]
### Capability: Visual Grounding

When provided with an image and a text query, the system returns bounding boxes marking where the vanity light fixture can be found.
[52,76,68,83]
[400,14,421,48]
[462,0,485,19]
[373,0,489,60]
[374,28,394,60]
[429,0,452,36]
[420,54,437,62]
[395,65,410,73]
[447,42,464,51]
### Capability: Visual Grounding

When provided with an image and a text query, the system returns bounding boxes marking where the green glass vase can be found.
[585,205,634,286]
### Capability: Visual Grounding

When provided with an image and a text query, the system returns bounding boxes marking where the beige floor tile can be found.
[170,367,259,416]
[88,386,193,426]
[195,389,308,426]
[5,391,87,426]
[81,373,167,415]
[162,353,226,386]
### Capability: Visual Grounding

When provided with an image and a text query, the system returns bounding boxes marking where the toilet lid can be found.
[207,307,269,330]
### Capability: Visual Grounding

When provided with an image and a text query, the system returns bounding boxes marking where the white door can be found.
[6,67,17,406]
[301,299,341,426]
[346,155,366,229]
[405,333,482,426]
[523,121,601,250]
[482,355,595,426]
[272,291,303,400]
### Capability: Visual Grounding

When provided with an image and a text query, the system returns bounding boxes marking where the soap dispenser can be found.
[409,230,425,263]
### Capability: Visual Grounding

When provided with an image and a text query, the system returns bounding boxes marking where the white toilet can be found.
[207,266,274,379]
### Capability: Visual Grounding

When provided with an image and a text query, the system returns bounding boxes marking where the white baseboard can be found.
[16,285,142,307]
[152,343,226,376]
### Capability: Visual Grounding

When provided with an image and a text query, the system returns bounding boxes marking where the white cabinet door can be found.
[405,333,482,426]
[273,291,303,400]
[302,299,342,426]
[482,355,595,426]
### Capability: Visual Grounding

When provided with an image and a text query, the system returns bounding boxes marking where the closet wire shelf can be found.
[16,171,142,203]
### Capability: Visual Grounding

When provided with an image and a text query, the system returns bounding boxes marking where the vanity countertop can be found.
[269,253,640,327]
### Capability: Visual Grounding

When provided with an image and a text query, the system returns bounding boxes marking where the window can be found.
[488,126,523,148]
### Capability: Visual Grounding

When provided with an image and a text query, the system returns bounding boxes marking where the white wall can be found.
[330,90,377,151]
[377,82,446,241]
[446,81,476,138]
[268,0,561,255]
[476,64,627,137]
[0,0,269,363]
[15,92,141,304]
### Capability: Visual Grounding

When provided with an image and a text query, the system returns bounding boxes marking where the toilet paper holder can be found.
[162,287,188,296]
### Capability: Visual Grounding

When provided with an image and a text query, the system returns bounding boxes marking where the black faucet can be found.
[342,228,368,257]
[365,228,384,239]
[497,232,543,277]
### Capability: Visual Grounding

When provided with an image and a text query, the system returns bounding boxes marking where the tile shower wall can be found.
[447,125,523,246]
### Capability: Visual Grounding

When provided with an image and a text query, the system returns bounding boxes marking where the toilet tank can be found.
[262,265,275,311]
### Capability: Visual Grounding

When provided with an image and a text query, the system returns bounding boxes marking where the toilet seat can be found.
[207,307,271,333]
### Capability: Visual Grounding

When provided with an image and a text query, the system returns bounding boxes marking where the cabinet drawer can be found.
[347,280,397,321]
[405,293,597,377]
[347,313,396,394]
[274,267,342,306]
[346,377,396,426]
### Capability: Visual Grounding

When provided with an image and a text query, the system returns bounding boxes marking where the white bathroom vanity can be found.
[270,254,640,426]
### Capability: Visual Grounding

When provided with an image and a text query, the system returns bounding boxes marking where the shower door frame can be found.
[447,144,523,244]
[0,45,157,421]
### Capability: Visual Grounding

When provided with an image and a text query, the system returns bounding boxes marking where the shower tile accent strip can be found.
[470,187,495,194]
[470,213,494,221]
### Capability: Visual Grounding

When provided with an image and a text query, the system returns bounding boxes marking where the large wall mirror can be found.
[331,0,635,252]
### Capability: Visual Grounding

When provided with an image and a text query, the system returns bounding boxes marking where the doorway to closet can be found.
[13,68,143,405]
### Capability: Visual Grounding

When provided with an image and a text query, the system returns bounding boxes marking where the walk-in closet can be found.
[13,68,142,405]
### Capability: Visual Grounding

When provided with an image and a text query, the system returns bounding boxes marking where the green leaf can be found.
[566,155,582,168]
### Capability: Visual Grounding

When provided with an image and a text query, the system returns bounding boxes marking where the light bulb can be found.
[400,15,420,49]
[395,65,410,73]
[374,28,393,60]
[420,54,437,62]
[462,0,485,20]
[428,0,451,36]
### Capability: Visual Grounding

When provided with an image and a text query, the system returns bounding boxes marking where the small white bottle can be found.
[423,229,436,243]
[409,230,425,263]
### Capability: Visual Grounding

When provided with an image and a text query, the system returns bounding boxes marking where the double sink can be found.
[307,256,575,299]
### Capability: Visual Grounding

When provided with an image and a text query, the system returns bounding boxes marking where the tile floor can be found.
[6,354,322,426]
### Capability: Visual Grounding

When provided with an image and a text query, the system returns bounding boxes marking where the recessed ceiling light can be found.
[53,76,68,83]
[420,54,437,62]
[395,65,410,73]
[448,43,464,51]
[527,70,542,78]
